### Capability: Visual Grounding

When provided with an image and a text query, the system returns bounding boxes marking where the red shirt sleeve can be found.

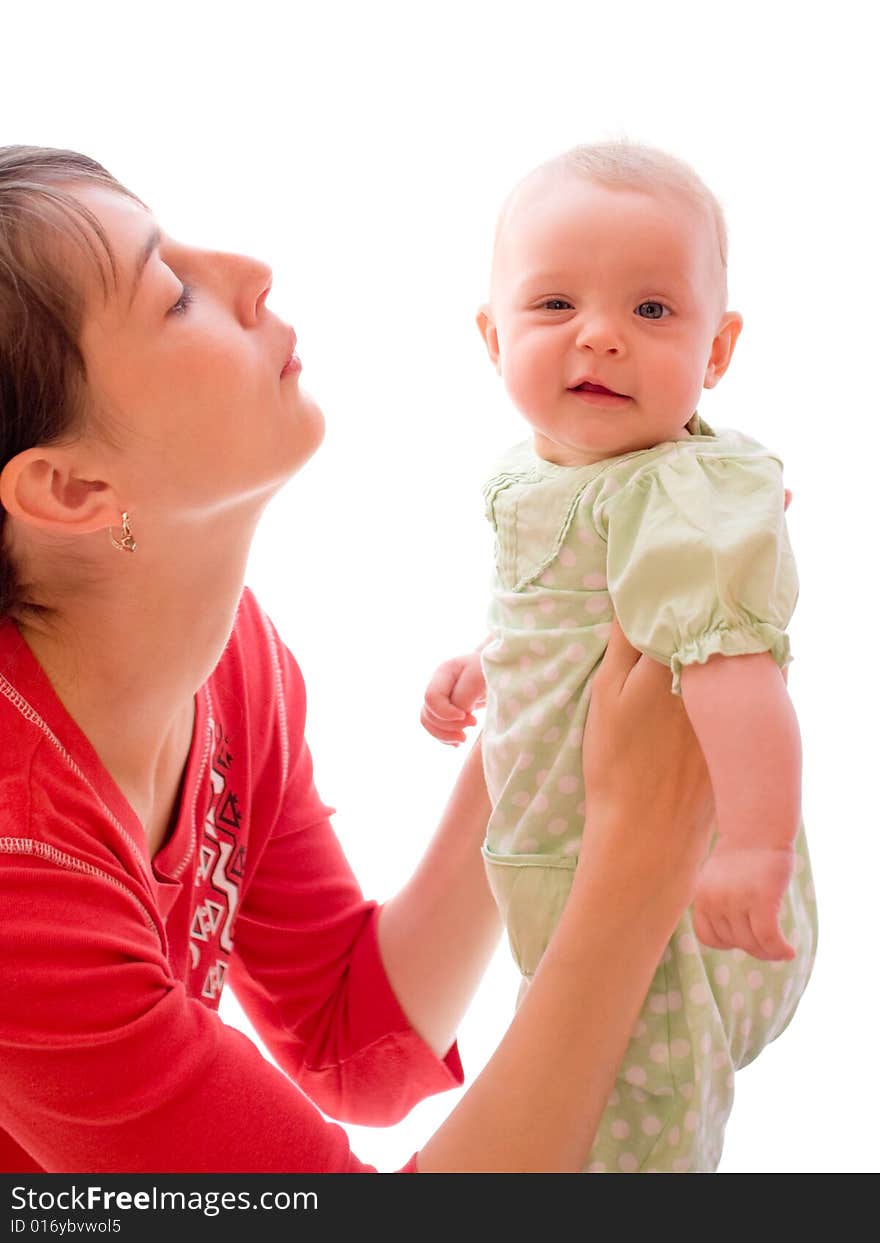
[225,626,463,1123]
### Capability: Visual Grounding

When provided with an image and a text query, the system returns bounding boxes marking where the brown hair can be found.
[0,145,140,619]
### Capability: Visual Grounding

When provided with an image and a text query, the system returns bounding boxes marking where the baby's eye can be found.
[635,301,669,320]
[540,298,573,311]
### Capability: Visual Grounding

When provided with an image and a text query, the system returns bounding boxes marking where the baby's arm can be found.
[680,651,801,961]
[421,640,489,746]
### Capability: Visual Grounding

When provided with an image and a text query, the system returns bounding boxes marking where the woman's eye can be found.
[540,298,573,311]
[168,284,194,315]
[635,301,668,319]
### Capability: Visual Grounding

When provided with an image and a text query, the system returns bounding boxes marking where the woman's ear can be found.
[0,446,120,535]
[476,304,502,374]
[704,311,744,389]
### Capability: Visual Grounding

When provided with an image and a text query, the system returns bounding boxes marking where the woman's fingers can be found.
[592,616,642,692]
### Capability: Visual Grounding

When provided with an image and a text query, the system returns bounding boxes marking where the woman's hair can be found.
[0,146,139,620]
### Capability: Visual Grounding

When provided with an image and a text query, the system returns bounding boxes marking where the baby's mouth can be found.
[570,380,629,398]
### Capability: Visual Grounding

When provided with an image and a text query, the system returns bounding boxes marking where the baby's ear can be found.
[476,305,502,374]
[704,311,743,389]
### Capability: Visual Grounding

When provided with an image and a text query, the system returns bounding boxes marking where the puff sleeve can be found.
[603,448,798,694]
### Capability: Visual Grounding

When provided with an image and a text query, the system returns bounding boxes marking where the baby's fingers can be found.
[420,703,476,745]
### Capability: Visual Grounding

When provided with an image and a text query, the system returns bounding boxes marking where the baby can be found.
[421,142,818,1172]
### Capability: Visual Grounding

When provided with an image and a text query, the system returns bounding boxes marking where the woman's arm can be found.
[377,739,501,1059]
[418,619,714,1171]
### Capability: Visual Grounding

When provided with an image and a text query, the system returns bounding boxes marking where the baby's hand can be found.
[693,840,797,961]
[420,651,486,746]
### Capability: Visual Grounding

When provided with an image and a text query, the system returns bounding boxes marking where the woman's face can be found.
[69,184,325,519]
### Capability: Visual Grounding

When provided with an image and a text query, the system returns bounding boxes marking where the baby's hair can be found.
[494,139,730,308]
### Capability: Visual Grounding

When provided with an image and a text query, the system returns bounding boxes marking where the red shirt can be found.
[0,590,461,1172]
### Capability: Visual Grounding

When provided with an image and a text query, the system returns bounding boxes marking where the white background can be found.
[3,0,876,1173]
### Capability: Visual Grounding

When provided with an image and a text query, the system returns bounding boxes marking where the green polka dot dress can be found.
[480,413,818,1173]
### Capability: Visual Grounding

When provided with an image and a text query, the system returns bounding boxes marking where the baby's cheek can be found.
[502,347,556,422]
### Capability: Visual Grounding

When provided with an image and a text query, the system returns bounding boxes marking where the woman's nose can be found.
[225,253,273,325]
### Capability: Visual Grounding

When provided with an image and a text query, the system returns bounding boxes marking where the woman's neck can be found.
[16,509,259,848]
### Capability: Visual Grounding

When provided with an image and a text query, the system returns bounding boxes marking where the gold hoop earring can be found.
[109,512,137,553]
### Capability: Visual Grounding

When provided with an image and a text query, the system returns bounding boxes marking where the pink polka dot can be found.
[740,1017,752,1039]
[608,1088,621,1107]
[512,791,530,808]
[760,997,775,1019]
[529,638,546,655]
[731,948,747,962]
[667,1125,681,1146]
[536,769,548,784]
[730,992,745,1012]
[624,1066,647,1087]
[714,964,730,987]
[586,596,607,615]
[516,752,534,770]
[505,698,521,719]
[523,612,536,629]
[547,817,567,836]
[684,1110,699,1133]
[541,571,556,586]
[563,840,580,856]
[630,1088,647,1104]
[700,1032,711,1055]
[542,664,560,683]
[522,679,539,700]
[677,932,698,955]
[689,983,708,1005]
[542,726,561,744]
[666,990,682,1011]
[565,642,587,663]
[681,1084,694,1101]
[610,1119,630,1140]
[632,1019,648,1039]
[582,572,607,589]
[594,622,612,642]
[712,1051,728,1070]
[649,1043,668,1064]
[618,1153,639,1173]
[539,600,555,615]
[499,672,512,690]
[649,994,668,1015]
[558,774,579,795]
[578,528,596,545]
[519,837,539,852]
[670,1038,690,1059]
[566,728,582,747]
[559,548,578,567]
[532,793,548,813]
[559,616,577,629]
[747,970,764,990]
[587,1161,606,1173]
[642,1115,662,1137]
[576,800,585,815]
[673,1157,691,1173]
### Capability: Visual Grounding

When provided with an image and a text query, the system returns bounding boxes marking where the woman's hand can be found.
[580,617,716,903]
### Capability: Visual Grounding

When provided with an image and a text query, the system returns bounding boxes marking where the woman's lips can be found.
[280,352,301,379]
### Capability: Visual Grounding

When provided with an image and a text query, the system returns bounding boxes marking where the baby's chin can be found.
[531,422,690,467]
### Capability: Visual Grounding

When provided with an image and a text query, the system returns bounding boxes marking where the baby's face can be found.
[479,174,742,465]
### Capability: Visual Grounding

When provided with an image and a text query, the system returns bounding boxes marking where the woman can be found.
[0,146,714,1173]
